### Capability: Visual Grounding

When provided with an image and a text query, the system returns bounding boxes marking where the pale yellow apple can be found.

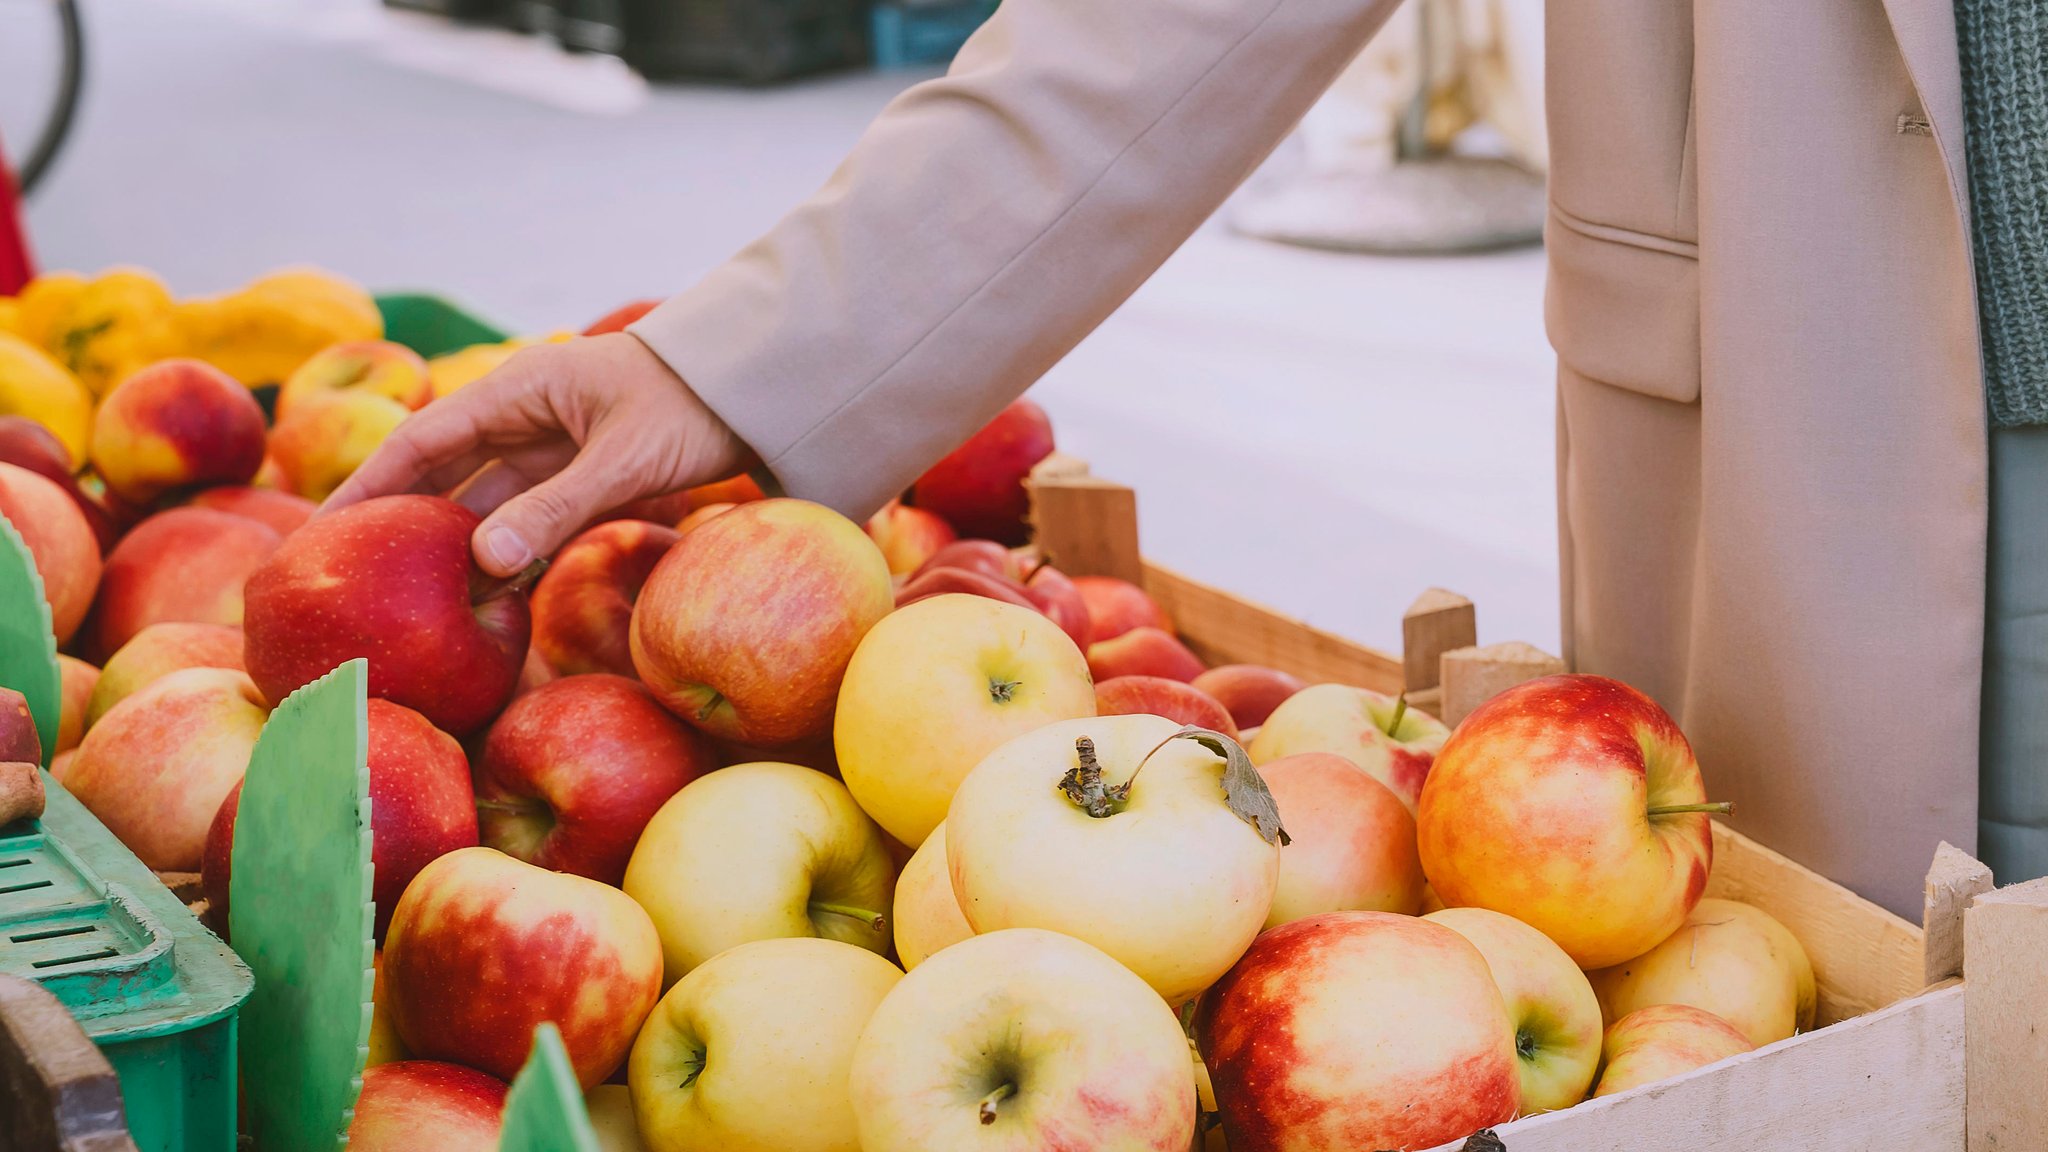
[1593,1004,1753,1097]
[1248,684,1449,811]
[622,762,896,984]
[587,1085,647,1152]
[367,949,409,1068]
[890,821,972,970]
[1425,906,1603,1114]
[947,714,1280,1005]
[1588,897,1816,1048]
[836,594,1095,847]
[629,937,903,1152]
[848,928,1195,1151]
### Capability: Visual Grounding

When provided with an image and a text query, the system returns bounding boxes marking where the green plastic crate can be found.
[374,293,511,359]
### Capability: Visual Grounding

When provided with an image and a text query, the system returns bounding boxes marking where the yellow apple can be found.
[1593,1004,1753,1097]
[890,821,972,970]
[1248,683,1450,811]
[630,937,902,1152]
[835,593,1094,848]
[1588,897,1816,1048]
[623,762,895,984]
[848,928,1195,1151]
[946,714,1280,1005]
[1426,906,1603,1114]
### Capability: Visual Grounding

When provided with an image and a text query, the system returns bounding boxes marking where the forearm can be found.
[632,0,1408,519]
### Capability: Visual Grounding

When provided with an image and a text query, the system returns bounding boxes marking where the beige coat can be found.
[634,0,1984,917]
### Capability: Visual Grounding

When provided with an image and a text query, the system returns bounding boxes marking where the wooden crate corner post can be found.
[1438,641,1568,728]
[1965,873,2048,1151]
[1025,455,1143,583]
[1400,589,1474,717]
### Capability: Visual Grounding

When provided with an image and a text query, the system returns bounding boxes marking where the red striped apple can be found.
[1197,912,1519,1151]
[242,495,531,735]
[186,485,316,537]
[531,519,679,678]
[1426,906,1604,1113]
[91,507,280,658]
[1417,674,1719,969]
[907,539,1018,584]
[629,937,903,1152]
[836,594,1094,848]
[1073,574,1172,642]
[347,1061,507,1152]
[890,822,972,970]
[1249,683,1450,812]
[1592,1005,1753,1097]
[1260,752,1423,926]
[384,846,663,1088]
[1086,626,1205,683]
[86,621,243,728]
[0,460,101,644]
[1588,897,1816,1047]
[909,398,1054,545]
[946,714,1280,1004]
[864,499,957,578]
[631,499,891,747]
[1191,665,1306,730]
[475,674,715,886]
[1094,675,1238,739]
[849,928,1195,1152]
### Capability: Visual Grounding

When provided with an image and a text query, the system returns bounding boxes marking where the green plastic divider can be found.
[0,513,60,764]
[374,294,511,359]
[501,1023,602,1152]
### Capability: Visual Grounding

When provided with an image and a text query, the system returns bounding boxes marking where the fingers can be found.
[471,450,635,577]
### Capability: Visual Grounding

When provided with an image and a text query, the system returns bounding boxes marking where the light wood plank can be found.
[1703,822,1925,1025]
[1923,842,1993,985]
[1401,589,1475,692]
[1965,876,2048,1151]
[1138,562,1404,695]
[1438,641,1568,727]
[1025,469,1144,584]
[1422,984,1964,1152]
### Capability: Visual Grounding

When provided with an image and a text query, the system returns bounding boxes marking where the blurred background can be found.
[0,0,1557,654]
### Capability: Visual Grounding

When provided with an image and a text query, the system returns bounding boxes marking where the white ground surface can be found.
[10,0,1560,653]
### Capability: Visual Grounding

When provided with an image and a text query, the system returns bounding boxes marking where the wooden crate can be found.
[1026,457,2048,1152]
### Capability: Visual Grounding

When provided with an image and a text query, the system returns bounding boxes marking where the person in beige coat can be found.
[331,0,2043,919]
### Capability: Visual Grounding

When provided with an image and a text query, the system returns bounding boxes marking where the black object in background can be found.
[619,0,871,84]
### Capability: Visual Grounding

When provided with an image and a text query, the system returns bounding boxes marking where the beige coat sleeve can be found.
[629,0,1407,519]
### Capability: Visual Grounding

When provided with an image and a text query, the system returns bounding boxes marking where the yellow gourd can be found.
[178,266,383,388]
[0,331,95,466]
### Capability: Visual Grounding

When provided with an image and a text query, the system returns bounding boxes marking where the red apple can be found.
[908,539,1020,584]
[55,655,96,754]
[514,647,556,698]
[89,359,267,505]
[1073,575,1172,642]
[1087,626,1206,683]
[893,565,1039,614]
[1417,674,1718,969]
[200,779,239,935]
[0,687,39,763]
[1259,752,1424,926]
[0,461,101,644]
[186,485,316,537]
[1191,665,1307,730]
[583,299,661,336]
[383,846,663,1088]
[1592,1005,1754,1098]
[86,621,244,729]
[90,507,280,658]
[684,473,767,510]
[475,674,716,886]
[1021,563,1092,649]
[674,502,733,536]
[630,499,892,747]
[530,520,678,679]
[1094,675,1238,739]
[910,398,1055,544]
[0,417,117,550]
[1197,912,1519,1151]
[864,499,958,577]
[276,339,433,418]
[243,495,532,735]
[347,1061,507,1152]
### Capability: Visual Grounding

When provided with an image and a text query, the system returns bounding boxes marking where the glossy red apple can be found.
[242,495,532,735]
[186,486,317,537]
[1191,665,1307,731]
[1073,575,1173,642]
[1087,626,1205,683]
[0,417,117,551]
[1022,564,1091,650]
[864,499,958,578]
[530,519,678,678]
[910,398,1055,544]
[347,1060,507,1152]
[893,565,1039,613]
[90,507,280,658]
[908,539,1020,584]
[1094,675,1238,739]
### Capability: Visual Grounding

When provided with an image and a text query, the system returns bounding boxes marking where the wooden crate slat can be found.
[1139,562,1405,695]
[1964,876,2048,1150]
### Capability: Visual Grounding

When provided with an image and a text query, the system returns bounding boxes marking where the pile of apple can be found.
[0,304,1817,1152]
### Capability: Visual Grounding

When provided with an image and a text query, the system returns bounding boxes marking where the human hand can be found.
[322,332,753,577]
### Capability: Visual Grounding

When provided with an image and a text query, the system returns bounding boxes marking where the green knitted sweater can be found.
[1957,0,2047,427]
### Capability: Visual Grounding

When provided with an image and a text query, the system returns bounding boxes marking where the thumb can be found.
[471,454,631,577]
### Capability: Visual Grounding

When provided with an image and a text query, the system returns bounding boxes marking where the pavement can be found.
[15,0,1560,655]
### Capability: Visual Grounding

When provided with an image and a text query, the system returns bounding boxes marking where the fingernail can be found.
[481,526,533,574]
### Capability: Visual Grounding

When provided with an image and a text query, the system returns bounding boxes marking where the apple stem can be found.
[808,901,887,932]
[978,1083,1016,1125]
[1646,801,1734,818]
[1387,693,1409,738]
[472,558,550,606]
[989,678,1021,704]
[1022,555,1051,582]
[1058,736,1131,818]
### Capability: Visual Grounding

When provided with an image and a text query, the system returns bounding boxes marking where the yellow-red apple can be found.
[1426,906,1604,1114]
[835,594,1094,848]
[1073,574,1172,642]
[1588,897,1816,1048]
[476,674,715,886]
[1197,912,1519,1151]
[908,398,1055,544]
[681,473,764,510]
[947,714,1280,1004]
[850,928,1194,1152]
[268,389,411,501]
[1260,751,1423,926]
[1249,683,1450,812]
[631,499,891,747]
[864,499,957,577]
[90,507,280,658]
[531,520,678,678]
[347,1061,507,1152]
[0,416,119,552]
[1192,664,1307,731]
[88,359,266,505]
[1094,675,1238,739]
[672,503,731,537]
[623,761,896,983]
[890,822,972,970]
[1592,1004,1754,1098]
[64,667,269,870]
[243,495,531,735]
[368,950,409,1068]
[1087,626,1206,684]
[186,485,315,537]
[275,339,432,418]
[1417,674,1718,969]
[86,621,244,728]
[55,655,96,753]
[629,937,903,1152]
[384,846,663,1088]
[0,460,101,644]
